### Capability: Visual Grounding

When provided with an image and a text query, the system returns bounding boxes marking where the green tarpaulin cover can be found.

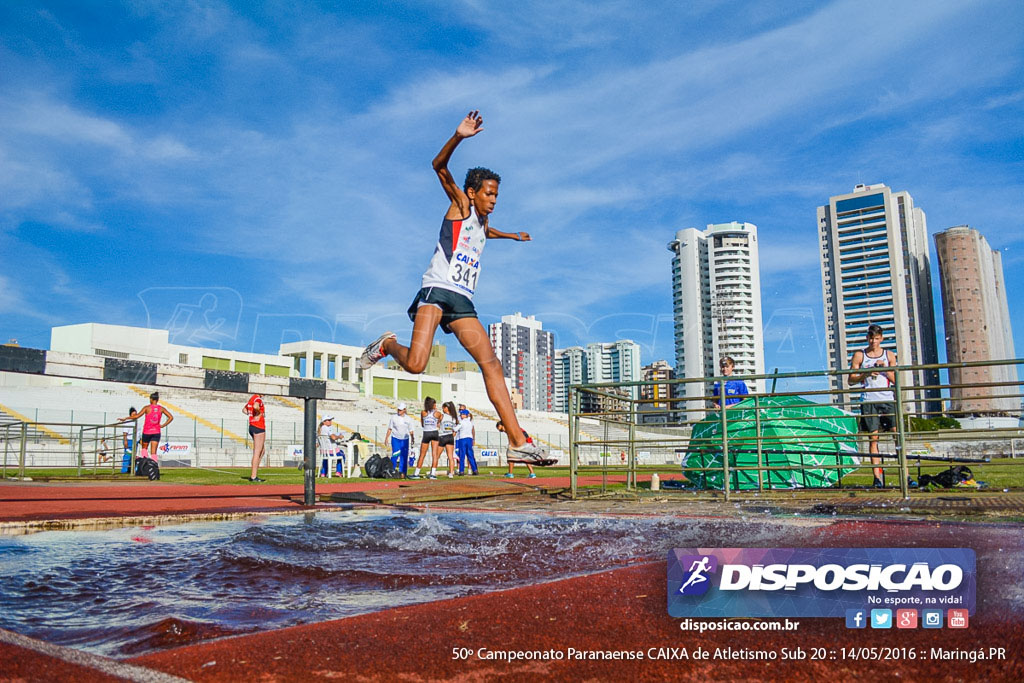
[684,394,861,490]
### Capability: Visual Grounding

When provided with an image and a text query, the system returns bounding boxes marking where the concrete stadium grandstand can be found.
[3,323,666,470]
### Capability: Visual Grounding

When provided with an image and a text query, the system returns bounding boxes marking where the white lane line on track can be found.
[0,627,190,683]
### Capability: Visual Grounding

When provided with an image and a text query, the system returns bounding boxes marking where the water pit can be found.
[1,508,1020,659]
[0,508,816,656]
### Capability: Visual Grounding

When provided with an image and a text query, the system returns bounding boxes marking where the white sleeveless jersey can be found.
[421,208,487,299]
[439,414,456,436]
[422,411,439,431]
[861,348,895,402]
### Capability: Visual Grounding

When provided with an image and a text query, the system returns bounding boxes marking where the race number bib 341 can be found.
[447,247,481,295]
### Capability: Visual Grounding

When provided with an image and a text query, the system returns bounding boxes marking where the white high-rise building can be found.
[489,312,554,412]
[553,340,642,413]
[553,346,587,413]
[668,222,765,414]
[586,340,642,391]
[818,184,939,411]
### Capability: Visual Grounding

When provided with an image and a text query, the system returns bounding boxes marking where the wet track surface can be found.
[0,509,818,656]
[1,507,1021,664]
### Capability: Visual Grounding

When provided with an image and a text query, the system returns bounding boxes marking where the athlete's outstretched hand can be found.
[517,232,532,242]
[455,110,484,139]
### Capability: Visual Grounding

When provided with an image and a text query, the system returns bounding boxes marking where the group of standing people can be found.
[113,391,266,482]
[109,389,527,484]
[385,398,478,479]
[708,324,902,489]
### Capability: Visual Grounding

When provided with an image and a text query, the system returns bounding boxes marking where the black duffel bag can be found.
[135,457,161,481]
[363,453,395,479]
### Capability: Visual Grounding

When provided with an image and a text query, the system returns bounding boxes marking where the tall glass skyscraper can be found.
[817,183,939,411]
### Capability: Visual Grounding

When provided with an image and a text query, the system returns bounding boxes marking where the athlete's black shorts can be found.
[407,287,478,334]
[140,432,160,445]
[249,425,266,437]
[859,401,895,432]
[422,430,439,444]
[438,434,455,447]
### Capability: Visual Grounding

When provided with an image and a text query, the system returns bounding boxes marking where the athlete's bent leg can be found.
[449,318,527,449]
[385,306,442,374]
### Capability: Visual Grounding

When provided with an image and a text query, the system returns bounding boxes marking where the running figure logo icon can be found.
[677,555,718,596]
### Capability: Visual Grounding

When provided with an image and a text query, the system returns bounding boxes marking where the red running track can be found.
[1,485,1021,681]
[0,475,647,522]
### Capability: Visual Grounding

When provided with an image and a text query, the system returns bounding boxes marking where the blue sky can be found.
[1,0,1022,377]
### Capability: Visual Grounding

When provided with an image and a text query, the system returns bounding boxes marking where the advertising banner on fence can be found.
[156,442,193,460]
[668,548,976,619]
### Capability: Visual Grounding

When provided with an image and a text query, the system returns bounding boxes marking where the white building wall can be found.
[51,324,170,361]
[584,340,641,398]
[706,222,764,393]
[668,228,710,413]
[668,223,764,415]
[488,313,553,411]
[554,346,587,413]
[49,323,296,375]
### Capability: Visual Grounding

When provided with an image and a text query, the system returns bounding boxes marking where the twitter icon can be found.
[870,609,892,629]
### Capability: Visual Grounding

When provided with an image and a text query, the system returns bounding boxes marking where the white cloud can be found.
[11,98,134,151]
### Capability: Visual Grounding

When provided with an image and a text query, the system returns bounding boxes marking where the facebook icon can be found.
[845,609,867,629]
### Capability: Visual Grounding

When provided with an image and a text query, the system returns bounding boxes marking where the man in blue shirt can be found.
[711,356,749,409]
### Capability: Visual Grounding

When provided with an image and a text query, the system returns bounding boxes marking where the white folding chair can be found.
[317,435,347,478]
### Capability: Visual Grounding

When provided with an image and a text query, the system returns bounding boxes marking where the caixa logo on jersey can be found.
[667,548,975,618]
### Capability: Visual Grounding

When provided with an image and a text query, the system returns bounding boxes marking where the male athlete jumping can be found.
[359,111,549,465]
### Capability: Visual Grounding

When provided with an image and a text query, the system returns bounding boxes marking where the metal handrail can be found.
[568,357,1023,500]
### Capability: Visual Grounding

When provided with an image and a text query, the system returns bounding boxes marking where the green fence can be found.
[569,358,1023,500]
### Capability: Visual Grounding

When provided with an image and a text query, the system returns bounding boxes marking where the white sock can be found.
[430,468,436,476]
[414,467,421,475]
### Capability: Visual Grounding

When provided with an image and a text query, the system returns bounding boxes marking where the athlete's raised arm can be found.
[485,227,531,241]
[433,111,483,219]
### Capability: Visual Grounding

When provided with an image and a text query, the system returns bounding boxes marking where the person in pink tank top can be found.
[121,392,174,462]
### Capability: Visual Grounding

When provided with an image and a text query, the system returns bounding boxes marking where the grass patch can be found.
[6,465,579,486]
[9,458,1022,491]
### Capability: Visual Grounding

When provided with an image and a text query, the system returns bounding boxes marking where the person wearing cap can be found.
[456,408,477,475]
[318,416,345,477]
[385,403,416,477]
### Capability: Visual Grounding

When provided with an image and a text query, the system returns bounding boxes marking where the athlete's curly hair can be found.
[464,167,501,192]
